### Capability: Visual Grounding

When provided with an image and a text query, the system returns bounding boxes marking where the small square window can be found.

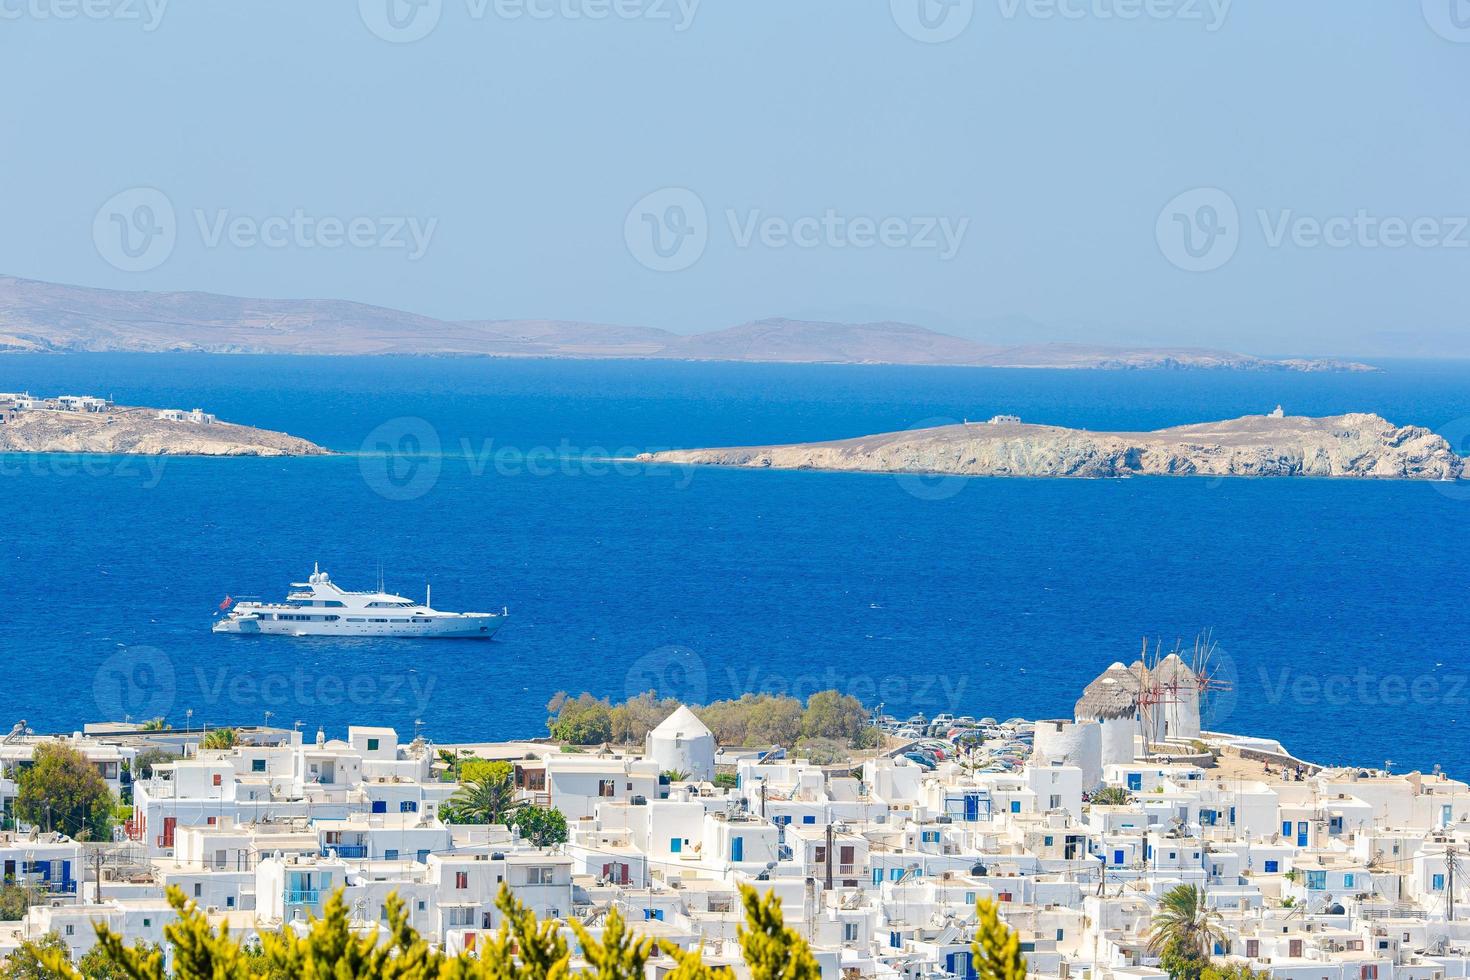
[252,759,266,772]
[367,738,379,751]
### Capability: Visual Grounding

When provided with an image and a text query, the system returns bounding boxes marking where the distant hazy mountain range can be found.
[0,275,1374,372]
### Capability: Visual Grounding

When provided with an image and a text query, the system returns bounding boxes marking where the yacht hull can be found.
[213,613,504,638]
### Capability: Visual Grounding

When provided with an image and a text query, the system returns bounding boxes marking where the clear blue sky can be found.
[1,0,1465,356]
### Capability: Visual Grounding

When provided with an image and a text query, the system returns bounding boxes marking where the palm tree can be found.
[1146,884,1226,959]
[446,770,520,825]
[1090,786,1132,807]
[200,728,237,750]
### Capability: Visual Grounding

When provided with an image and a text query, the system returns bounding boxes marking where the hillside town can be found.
[2,657,1469,979]
[0,392,216,426]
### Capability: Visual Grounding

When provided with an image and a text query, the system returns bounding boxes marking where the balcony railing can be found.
[286,889,321,905]
[322,845,367,859]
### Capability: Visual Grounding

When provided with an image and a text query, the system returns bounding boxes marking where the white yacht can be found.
[212,565,506,638]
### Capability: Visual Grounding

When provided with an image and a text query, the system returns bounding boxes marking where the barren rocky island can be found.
[638,411,1463,480]
[0,395,327,456]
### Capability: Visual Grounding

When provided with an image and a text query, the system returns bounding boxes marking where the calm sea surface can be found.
[2,353,1467,772]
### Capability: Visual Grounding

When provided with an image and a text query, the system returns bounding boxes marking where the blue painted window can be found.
[644,908,664,921]
[1113,849,1125,866]
[890,868,902,880]
[1343,873,1355,888]
[384,849,398,861]
[890,931,902,948]
[731,836,743,862]
[1264,860,1279,873]
[1127,773,1143,791]
[670,838,682,853]
[1434,873,1446,891]
[1306,871,1326,890]
[1282,821,1292,837]
[400,800,417,812]
[1044,836,1054,846]
[417,849,430,863]
[802,815,816,825]
[1009,801,1020,814]
[371,800,387,814]
[873,868,884,884]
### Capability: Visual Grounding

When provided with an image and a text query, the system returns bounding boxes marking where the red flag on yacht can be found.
[219,595,233,610]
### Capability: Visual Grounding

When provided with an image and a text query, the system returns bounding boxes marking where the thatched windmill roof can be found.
[1152,652,1198,688]
[1074,662,1142,721]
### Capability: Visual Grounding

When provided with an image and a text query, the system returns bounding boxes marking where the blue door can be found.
[946,952,976,980]
[1296,821,1309,847]
[371,800,387,814]
[1113,849,1125,866]
[731,836,743,862]
[1127,773,1142,791]
[964,794,980,821]
[1282,820,1292,838]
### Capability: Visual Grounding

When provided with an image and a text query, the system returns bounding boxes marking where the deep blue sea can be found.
[2,354,1467,773]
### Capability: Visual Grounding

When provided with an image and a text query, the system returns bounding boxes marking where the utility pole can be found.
[1449,845,1456,922]
[825,823,834,890]
[94,848,103,905]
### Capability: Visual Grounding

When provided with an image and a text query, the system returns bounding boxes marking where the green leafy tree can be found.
[1147,885,1226,977]
[139,718,169,731]
[459,759,513,785]
[516,806,569,847]
[131,748,180,780]
[445,767,519,826]
[1201,962,1273,980]
[568,905,655,980]
[609,692,681,745]
[792,737,849,765]
[546,693,614,745]
[35,877,826,980]
[15,742,115,841]
[200,728,237,750]
[1159,939,1209,980]
[1,932,72,980]
[77,940,164,979]
[799,690,871,745]
[696,694,803,748]
[971,898,1027,980]
[738,886,820,980]
[0,883,44,921]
